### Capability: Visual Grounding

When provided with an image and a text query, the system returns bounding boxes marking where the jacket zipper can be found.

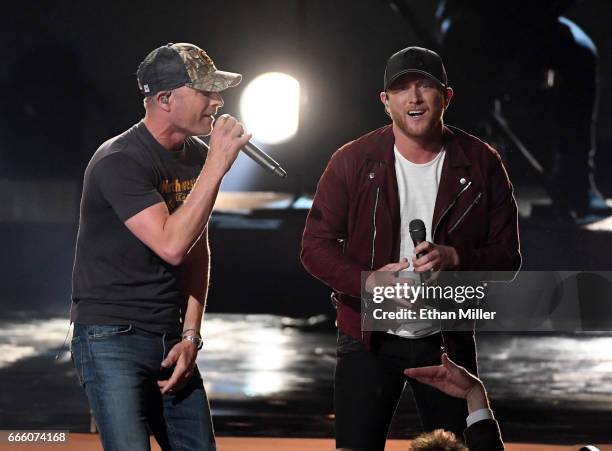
[432,179,472,351]
[448,192,482,234]
[370,187,380,270]
[432,180,472,243]
[363,186,380,339]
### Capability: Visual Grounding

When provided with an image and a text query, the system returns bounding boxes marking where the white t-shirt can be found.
[389,145,445,338]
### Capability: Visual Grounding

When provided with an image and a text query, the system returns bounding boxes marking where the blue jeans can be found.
[71,324,215,451]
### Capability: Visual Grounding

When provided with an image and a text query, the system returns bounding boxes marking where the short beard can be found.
[392,111,443,141]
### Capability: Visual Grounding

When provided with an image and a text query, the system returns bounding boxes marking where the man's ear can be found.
[444,87,454,110]
[380,91,390,115]
[156,91,172,111]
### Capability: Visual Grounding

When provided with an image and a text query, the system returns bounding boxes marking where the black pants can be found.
[334,331,474,451]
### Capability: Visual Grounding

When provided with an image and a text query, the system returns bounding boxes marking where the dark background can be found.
[2,2,612,444]
[2,0,612,318]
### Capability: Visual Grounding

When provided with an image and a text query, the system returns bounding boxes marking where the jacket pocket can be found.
[448,192,482,234]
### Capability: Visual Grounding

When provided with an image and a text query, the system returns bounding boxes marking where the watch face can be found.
[183,335,202,349]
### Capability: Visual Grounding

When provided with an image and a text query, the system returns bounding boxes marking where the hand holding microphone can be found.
[207,114,287,178]
[207,114,252,175]
[409,219,460,277]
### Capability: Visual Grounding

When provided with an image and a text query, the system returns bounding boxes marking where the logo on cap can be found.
[195,49,214,68]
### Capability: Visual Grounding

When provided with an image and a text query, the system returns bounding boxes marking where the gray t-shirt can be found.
[71,121,207,334]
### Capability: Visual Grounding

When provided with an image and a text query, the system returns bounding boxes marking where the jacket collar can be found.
[362,123,473,245]
[364,124,471,168]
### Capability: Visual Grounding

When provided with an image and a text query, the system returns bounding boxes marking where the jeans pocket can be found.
[336,330,364,357]
[87,324,133,340]
[70,336,87,387]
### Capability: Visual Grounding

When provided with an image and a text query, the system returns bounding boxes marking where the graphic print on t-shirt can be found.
[160,178,197,212]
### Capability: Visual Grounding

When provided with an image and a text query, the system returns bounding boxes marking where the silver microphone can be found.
[242,141,287,178]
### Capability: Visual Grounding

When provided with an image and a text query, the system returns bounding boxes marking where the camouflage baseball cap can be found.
[136,43,242,97]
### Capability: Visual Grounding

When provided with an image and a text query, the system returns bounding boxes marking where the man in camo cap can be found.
[137,42,242,95]
[70,42,250,451]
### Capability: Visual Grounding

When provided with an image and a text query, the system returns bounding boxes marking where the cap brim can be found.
[191,70,242,92]
[386,69,445,90]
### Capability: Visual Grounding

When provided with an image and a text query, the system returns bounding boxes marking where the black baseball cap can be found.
[136,43,241,97]
[384,46,448,90]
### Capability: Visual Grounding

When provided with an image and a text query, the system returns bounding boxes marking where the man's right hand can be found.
[364,258,410,293]
[404,353,489,414]
[365,258,421,307]
[206,114,252,174]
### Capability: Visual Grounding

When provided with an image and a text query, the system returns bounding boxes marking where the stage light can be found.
[240,72,300,144]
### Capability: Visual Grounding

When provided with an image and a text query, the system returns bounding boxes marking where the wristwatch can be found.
[182,334,203,350]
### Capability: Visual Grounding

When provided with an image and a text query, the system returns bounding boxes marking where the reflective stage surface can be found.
[0,314,611,444]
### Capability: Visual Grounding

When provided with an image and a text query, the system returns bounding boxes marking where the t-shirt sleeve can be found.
[93,152,164,222]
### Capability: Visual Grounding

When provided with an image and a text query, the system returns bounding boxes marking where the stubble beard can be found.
[393,111,443,143]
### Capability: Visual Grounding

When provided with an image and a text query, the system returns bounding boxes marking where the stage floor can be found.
[0,314,611,447]
[1,435,611,451]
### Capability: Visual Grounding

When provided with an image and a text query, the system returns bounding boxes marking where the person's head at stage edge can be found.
[136,42,242,147]
[335,429,468,451]
[380,46,454,150]
[409,428,467,451]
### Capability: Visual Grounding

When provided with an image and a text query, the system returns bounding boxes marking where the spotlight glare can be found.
[240,72,300,144]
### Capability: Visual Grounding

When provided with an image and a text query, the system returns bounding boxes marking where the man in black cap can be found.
[301,47,520,450]
[70,43,250,451]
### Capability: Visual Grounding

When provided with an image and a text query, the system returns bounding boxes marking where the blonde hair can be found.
[409,429,468,451]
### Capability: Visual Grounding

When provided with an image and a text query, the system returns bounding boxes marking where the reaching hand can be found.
[404,353,488,413]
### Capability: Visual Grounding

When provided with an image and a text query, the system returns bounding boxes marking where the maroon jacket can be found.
[301,124,521,358]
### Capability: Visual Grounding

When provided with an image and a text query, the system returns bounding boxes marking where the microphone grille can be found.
[409,219,426,241]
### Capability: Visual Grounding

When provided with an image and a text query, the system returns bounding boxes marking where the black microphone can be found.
[409,219,427,259]
[409,219,431,282]
[242,142,287,178]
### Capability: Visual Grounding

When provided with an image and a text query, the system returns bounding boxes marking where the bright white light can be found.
[240,72,300,144]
